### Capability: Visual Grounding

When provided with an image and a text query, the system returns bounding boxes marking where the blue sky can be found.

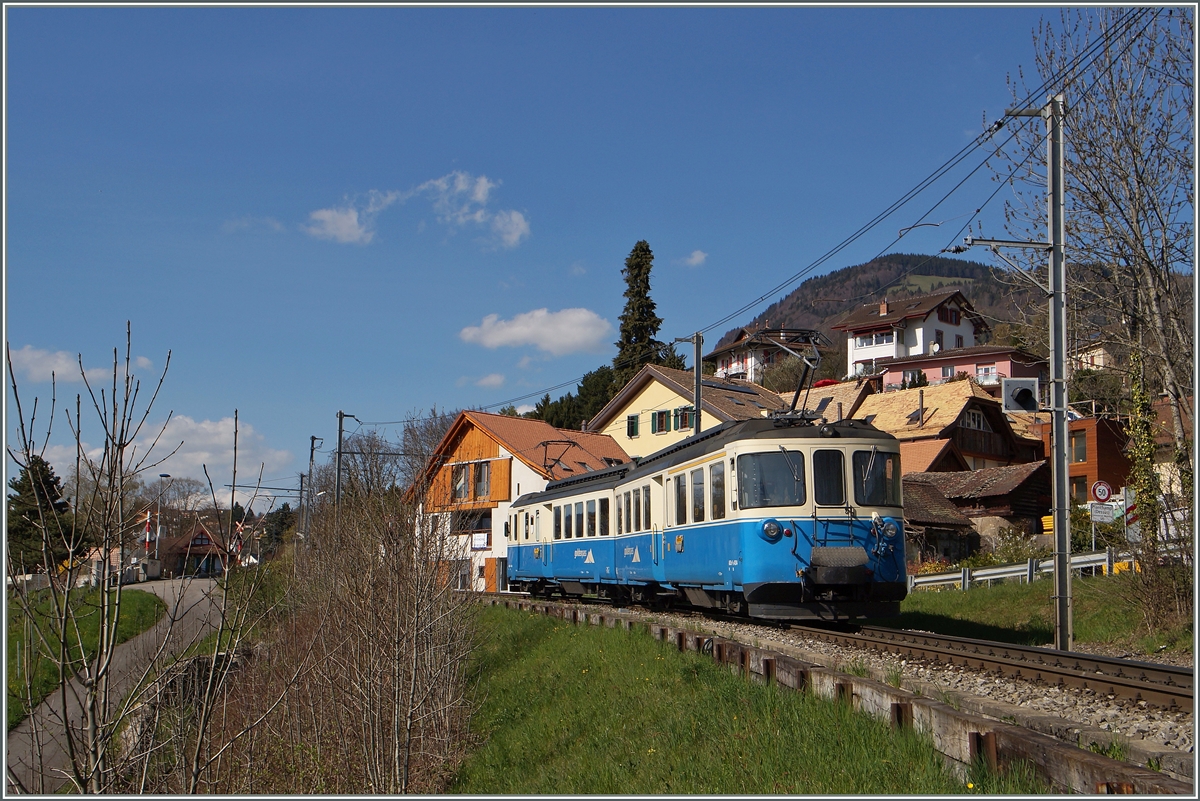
[5,5,1053,506]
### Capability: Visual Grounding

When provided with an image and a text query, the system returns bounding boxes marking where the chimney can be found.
[879,299,889,316]
[918,389,925,427]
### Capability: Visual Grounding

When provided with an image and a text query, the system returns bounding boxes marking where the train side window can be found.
[675,475,688,524]
[642,486,651,530]
[554,506,562,540]
[565,504,574,539]
[600,498,610,535]
[587,500,596,536]
[691,469,706,523]
[632,489,642,532]
[711,462,726,520]
[624,492,633,534]
[575,502,584,540]
[813,449,846,506]
[617,496,623,535]
[524,513,530,540]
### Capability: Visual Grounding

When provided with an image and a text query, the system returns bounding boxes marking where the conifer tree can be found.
[612,240,683,389]
[6,455,73,569]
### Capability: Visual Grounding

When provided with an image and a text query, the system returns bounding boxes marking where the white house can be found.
[830,289,988,378]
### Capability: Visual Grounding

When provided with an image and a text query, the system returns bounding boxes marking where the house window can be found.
[1070,476,1088,504]
[902,369,924,385]
[938,306,961,325]
[976,364,997,379]
[674,406,694,430]
[955,334,964,349]
[962,409,991,431]
[1070,431,1087,463]
[651,410,670,434]
[856,331,893,347]
[452,465,468,501]
[942,365,955,378]
[473,461,490,499]
[935,330,944,349]
[626,414,639,438]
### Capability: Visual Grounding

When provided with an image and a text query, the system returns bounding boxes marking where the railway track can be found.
[791,624,1194,711]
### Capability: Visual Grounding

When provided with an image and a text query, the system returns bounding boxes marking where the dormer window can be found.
[937,306,962,326]
[962,409,992,432]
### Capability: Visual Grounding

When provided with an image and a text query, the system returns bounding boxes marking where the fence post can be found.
[1106,546,1115,576]
[1027,557,1037,584]
[907,574,915,593]
[960,567,970,591]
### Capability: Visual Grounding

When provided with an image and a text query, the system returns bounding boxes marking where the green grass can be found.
[872,573,1192,654]
[7,586,166,730]
[452,606,1048,794]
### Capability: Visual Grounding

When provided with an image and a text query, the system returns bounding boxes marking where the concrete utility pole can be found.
[335,412,352,530]
[957,93,1072,650]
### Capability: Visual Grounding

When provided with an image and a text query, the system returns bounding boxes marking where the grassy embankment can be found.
[452,604,1047,794]
[875,572,1193,655]
[7,586,166,730]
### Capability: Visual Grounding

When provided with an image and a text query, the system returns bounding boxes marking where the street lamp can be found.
[156,474,171,561]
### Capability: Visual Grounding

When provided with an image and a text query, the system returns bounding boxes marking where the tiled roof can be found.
[462,411,629,480]
[589,364,787,430]
[704,327,826,361]
[775,378,874,420]
[875,344,1045,368]
[904,460,1048,500]
[899,439,968,473]
[901,480,973,527]
[830,289,978,332]
[853,379,997,438]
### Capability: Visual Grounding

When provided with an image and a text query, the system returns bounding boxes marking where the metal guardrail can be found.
[907,548,1133,591]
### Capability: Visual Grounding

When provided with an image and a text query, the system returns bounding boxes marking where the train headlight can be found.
[760,519,783,542]
[881,517,901,539]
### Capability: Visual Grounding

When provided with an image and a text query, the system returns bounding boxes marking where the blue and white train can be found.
[505,416,907,620]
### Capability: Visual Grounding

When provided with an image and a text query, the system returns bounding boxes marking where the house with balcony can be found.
[586,364,787,458]
[705,326,828,384]
[422,411,629,592]
[852,378,1044,470]
[831,289,988,379]
[876,344,1047,395]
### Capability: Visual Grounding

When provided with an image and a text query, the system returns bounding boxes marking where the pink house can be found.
[876,344,1047,396]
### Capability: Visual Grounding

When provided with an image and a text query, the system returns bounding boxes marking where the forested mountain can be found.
[715,253,1041,347]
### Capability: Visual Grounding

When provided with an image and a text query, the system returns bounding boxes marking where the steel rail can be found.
[791,624,1193,710]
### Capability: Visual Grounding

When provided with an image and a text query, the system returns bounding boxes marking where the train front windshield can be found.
[737,451,806,509]
[853,449,902,507]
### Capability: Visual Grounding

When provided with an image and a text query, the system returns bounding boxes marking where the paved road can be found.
[6,577,221,794]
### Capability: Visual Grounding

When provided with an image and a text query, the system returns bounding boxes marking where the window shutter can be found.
[650,412,658,434]
[490,458,511,502]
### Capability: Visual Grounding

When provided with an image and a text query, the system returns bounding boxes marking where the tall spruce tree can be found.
[6,455,74,569]
[612,240,683,390]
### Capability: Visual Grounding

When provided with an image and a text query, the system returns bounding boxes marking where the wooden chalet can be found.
[904,460,1052,542]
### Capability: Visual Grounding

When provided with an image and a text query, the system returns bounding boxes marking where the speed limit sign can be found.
[1091,480,1112,503]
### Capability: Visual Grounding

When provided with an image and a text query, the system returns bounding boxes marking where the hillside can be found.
[716,253,1040,347]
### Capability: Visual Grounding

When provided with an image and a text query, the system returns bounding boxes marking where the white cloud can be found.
[303,173,527,249]
[460,308,612,357]
[570,262,587,277]
[684,249,708,267]
[8,345,155,385]
[39,414,292,509]
[304,190,400,244]
[515,404,535,415]
[491,210,530,248]
[476,373,506,388]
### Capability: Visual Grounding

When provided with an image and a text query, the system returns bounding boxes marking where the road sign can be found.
[1091,480,1112,503]
[1089,502,1115,524]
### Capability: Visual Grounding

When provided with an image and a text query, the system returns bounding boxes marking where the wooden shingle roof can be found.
[776,377,875,421]
[901,480,973,528]
[853,379,997,439]
[904,460,1049,500]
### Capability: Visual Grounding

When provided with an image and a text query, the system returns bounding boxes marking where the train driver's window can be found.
[854,450,902,507]
[675,475,688,524]
[691,469,705,523]
[632,489,642,532]
[599,498,610,535]
[737,451,805,508]
[642,486,651,530]
[554,506,562,539]
[587,500,597,536]
[813,449,846,506]
[711,462,726,520]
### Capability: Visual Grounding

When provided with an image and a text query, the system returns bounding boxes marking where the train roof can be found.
[512,416,897,507]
